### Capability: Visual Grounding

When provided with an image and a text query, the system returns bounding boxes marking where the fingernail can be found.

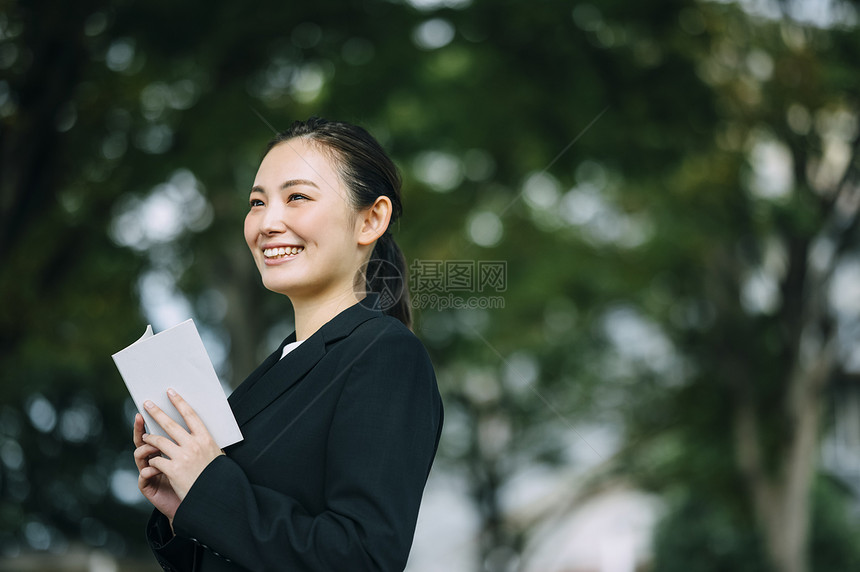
[142,433,149,439]
[144,400,154,409]
[167,388,176,397]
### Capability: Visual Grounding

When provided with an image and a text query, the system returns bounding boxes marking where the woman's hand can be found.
[140,389,225,501]
[133,413,181,525]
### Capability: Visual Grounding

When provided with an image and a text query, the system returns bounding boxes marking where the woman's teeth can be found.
[263,246,304,258]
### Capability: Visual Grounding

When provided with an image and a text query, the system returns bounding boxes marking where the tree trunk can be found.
[732,99,860,572]
[733,309,836,572]
[734,392,815,572]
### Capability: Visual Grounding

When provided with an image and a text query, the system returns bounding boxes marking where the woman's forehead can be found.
[256,140,340,188]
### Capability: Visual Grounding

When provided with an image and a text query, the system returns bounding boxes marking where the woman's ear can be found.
[357,196,392,246]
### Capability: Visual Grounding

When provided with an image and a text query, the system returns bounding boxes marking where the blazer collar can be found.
[229,296,383,428]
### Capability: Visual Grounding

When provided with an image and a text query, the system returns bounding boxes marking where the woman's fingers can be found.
[147,452,171,475]
[133,413,146,447]
[142,399,188,445]
[139,465,162,480]
[133,415,162,473]
[135,390,222,503]
[133,443,162,471]
[166,389,206,435]
[141,389,206,443]
[141,432,179,460]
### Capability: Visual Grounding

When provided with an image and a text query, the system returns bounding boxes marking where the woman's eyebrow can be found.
[281,179,320,190]
[250,179,320,195]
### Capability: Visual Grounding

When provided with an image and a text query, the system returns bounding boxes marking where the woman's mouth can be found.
[263,246,304,260]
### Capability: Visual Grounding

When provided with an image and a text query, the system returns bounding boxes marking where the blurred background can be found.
[2,0,860,570]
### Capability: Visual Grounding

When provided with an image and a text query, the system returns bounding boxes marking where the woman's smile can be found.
[262,244,305,265]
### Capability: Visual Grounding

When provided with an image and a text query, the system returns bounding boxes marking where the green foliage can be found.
[652,478,860,572]
[808,478,860,572]
[652,492,770,572]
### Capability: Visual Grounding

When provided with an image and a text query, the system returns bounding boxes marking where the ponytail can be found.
[367,233,412,329]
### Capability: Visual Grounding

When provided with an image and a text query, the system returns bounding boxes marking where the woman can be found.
[132,118,444,571]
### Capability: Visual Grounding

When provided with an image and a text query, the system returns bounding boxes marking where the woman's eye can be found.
[288,193,308,202]
[249,198,265,207]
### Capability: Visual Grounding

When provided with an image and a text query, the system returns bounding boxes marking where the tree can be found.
[617,3,860,571]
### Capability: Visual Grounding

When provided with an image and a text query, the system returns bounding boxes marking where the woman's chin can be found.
[261,278,299,297]
[262,276,323,299]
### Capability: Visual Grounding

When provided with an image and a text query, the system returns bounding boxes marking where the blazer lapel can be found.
[229,297,383,428]
[230,335,326,427]
[227,332,296,406]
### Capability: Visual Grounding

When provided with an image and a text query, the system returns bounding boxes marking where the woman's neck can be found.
[290,287,364,341]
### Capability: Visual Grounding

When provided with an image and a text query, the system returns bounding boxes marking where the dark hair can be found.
[264,117,412,329]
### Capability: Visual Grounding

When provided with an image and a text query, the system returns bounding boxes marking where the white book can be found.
[112,319,243,448]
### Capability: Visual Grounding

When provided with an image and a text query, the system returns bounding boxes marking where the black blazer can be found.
[145,299,444,571]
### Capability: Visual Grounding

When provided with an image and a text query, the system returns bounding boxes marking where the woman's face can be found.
[245,139,364,301]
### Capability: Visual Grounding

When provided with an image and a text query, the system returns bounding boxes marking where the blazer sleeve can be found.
[145,509,199,571]
[164,327,443,571]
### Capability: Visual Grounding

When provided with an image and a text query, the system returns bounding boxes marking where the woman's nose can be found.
[261,206,287,234]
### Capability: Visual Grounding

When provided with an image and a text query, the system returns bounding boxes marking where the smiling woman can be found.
[132,117,443,572]
[243,139,375,323]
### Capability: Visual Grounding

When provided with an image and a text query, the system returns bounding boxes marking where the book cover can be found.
[112,319,243,448]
